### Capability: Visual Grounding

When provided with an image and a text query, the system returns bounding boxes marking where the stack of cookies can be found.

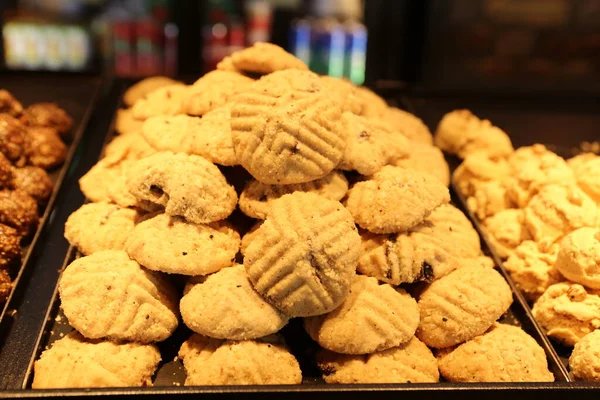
[442,110,600,381]
[33,43,553,388]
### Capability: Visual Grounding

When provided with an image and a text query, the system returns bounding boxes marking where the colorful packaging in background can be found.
[113,20,134,76]
[344,20,367,85]
[289,18,311,66]
[135,19,163,76]
[310,18,346,78]
[245,0,272,44]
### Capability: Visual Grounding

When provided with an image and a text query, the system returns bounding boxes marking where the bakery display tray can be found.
[1,81,599,398]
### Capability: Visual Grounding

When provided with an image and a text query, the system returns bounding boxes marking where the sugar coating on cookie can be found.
[358,204,481,285]
[59,250,179,343]
[483,208,531,259]
[65,202,141,256]
[532,282,600,346]
[231,69,346,184]
[504,240,562,301]
[305,275,419,354]
[183,70,254,116]
[345,166,450,234]
[417,265,513,348]
[181,265,289,339]
[434,109,514,159]
[239,171,348,219]
[229,42,308,75]
[131,84,188,121]
[316,337,439,384]
[32,331,161,389]
[125,213,240,276]
[244,192,360,317]
[393,142,450,186]
[179,334,302,385]
[382,107,433,145]
[115,108,143,135]
[438,323,554,382]
[570,330,600,382]
[126,152,237,223]
[555,228,600,289]
[453,151,511,197]
[123,76,180,107]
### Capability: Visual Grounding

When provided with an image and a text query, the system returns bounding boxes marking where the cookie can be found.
[26,126,67,170]
[382,107,433,145]
[126,152,237,223]
[438,323,554,382]
[183,70,254,116]
[179,334,302,385]
[105,160,139,208]
[0,153,14,189]
[0,269,11,304]
[0,223,20,270]
[466,180,513,220]
[416,265,513,348]
[393,142,450,186]
[337,112,409,176]
[125,213,240,276]
[524,184,597,246]
[483,209,531,259]
[115,108,143,135]
[570,330,600,382]
[532,282,600,346]
[227,42,308,75]
[316,337,439,384]
[0,89,23,117]
[131,84,188,121]
[64,202,141,255]
[504,240,562,301]
[123,76,180,107]
[453,151,511,197]
[240,221,262,256]
[12,166,53,206]
[434,109,514,159]
[23,102,73,139]
[568,152,598,170]
[305,275,419,354]
[357,204,481,285]
[569,154,600,203]
[79,158,137,207]
[0,114,30,167]
[244,192,360,317]
[59,250,178,343]
[181,265,289,339]
[32,331,161,389]
[555,227,600,289]
[103,131,156,163]
[345,166,450,234]
[0,189,38,238]
[239,171,348,219]
[231,69,346,184]
[353,86,388,118]
[320,76,363,115]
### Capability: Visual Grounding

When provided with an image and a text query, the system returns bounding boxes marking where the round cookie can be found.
[26,126,67,170]
[0,189,38,238]
[239,171,348,219]
[532,282,600,346]
[244,192,360,317]
[227,42,308,75]
[23,102,73,138]
[381,107,433,145]
[65,202,141,255]
[504,240,562,301]
[0,114,30,167]
[453,151,511,197]
[0,223,21,270]
[240,221,263,257]
[320,76,363,115]
[555,228,600,289]
[123,76,180,107]
[183,70,254,116]
[131,84,188,121]
[416,265,513,348]
[12,166,53,206]
[106,159,139,208]
[114,108,143,135]
[79,158,137,207]
[126,152,237,223]
[179,334,302,385]
[305,275,419,354]
[353,86,388,118]
[345,166,450,234]
[59,250,178,343]
[570,330,600,382]
[569,154,600,203]
[181,265,289,339]
[316,337,439,384]
[103,132,156,163]
[466,180,513,220]
[438,324,554,382]
[125,213,240,276]
[393,142,450,186]
[483,209,531,259]
[231,69,346,184]
[32,331,161,389]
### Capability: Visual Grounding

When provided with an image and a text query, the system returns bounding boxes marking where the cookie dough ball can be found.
[570,330,600,382]
[504,240,562,301]
[555,228,600,289]
[532,282,600,346]
[131,84,188,121]
[417,265,513,348]
[483,209,531,259]
[316,337,439,384]
[32,331,161,389]
[434,109,514,159]
[0,114,30,167]
[179,334,302,385]
[225,42,308,75]
[244,192,360,317]
[59,250,179,343]
[0,190,38,238]
[25,126,67,170]
[24,103,73,139]
[239,171,348,219]
[126,152,237,223]
[0,269,11,304]
[181,265,289,339]
[525,185,597,246]
[0,223,21,270]
[393,142,450,186]
[382,107,433,145]
[0,89,23,117]
[64,202,141,255]
[123,76,180,107]
[438,324,554,382]
[115,108,143,135]
[183,70,254,116]
[453,151,511,197]
[125,213,240,276]
[12,166,53,206]
[569,155,600,203]
[305,275,419,354]
[345,166,450,234]
[0,153,14,189]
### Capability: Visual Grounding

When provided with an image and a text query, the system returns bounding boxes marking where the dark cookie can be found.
[23,103,73,139]
[0,89,24,118]
[26,126,67,170]
[13,166,53,206]
[0,153,15,189]
[0,223,21,271]
[0,190,39,239]
[0,114,30,167]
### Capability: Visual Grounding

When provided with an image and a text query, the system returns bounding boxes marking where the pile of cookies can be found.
[440,110,600,381]
[33,43,553,388]
[0,89,73,304]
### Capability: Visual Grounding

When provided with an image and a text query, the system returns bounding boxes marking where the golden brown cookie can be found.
[244,192,360,317]
[131,84,188,121]
[115,108,143,135]
[353,86,388,118]
[453,151,511,197]
[393,142,450,186]
[26,126,67,170]
[466,180,513,220]
[12,166,53,206]
[345,166,450,234]
[59,250,179,343]
[179,334,302,385]
[227,42,308,75]
[240,221,262,257]
[123,76,180,107]
[0,223,20,270]
[568,154,600,204]
[102,132,156,163]
[320,76,363,115]
[23,102,73,139]
[183,70,254,116]
[438,323,554,382]
[0,189,38,238]
[381,107,433,145]
[0,114,30,167]
[483,209,531,259]
[570,330,600,382]
[555,227,600,289]
[78,158,137,207]
[32,331,161,389]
